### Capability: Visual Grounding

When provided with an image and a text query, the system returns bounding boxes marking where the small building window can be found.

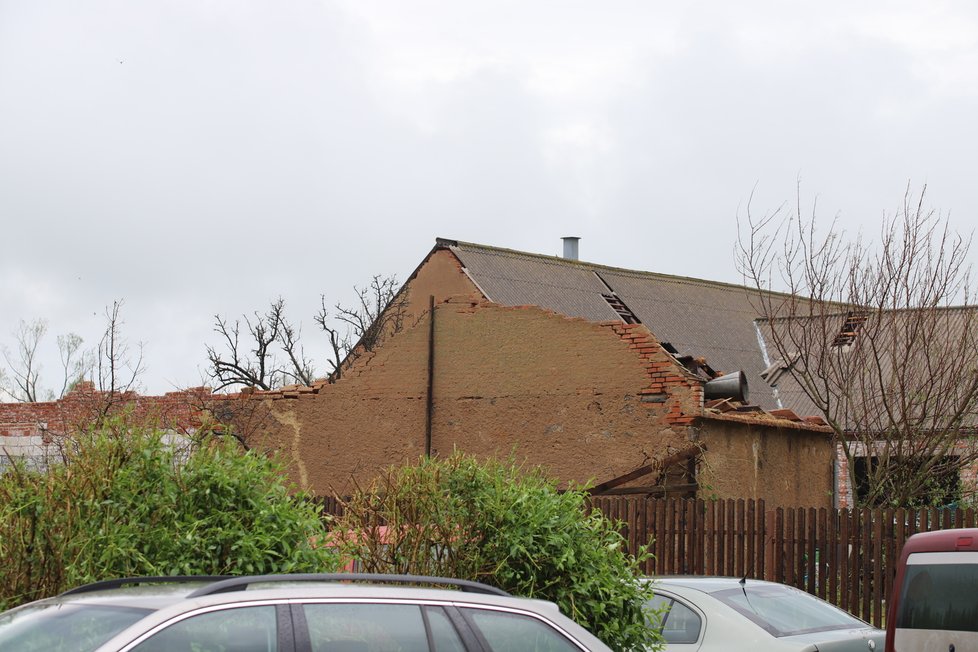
[854,455,960,507]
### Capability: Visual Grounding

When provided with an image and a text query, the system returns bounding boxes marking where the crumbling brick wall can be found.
[251,297,710,496]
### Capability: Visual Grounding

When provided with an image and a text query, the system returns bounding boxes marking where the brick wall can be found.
[0,382,213,453]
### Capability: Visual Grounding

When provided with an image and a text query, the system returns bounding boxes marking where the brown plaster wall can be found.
[254,298,697,495]
[400,248,484,319]
[696,417,834,507]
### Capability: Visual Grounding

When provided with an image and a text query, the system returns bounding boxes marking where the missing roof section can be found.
[594,271,641,324]
[601,293,641,324]
[832,311,869,347]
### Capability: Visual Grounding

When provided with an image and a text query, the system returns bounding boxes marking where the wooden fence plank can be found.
[786,508,796,586]
[583,497,978,621]
[828,507,838,605]
[776,508,785,583]
[860,508,872,623]
[716,500,726,577]
[872,509,884,627]
[816,508,826,599]
[746,500,756,578]
[705,500,715,575]
[757,499,766,581]
[736,499,746,578]
[791,508,802,590]
[806,507,817,595]
[839,509,850,613]
[723,499,737,575]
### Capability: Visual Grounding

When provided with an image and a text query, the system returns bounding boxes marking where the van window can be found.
[896,552,978,633]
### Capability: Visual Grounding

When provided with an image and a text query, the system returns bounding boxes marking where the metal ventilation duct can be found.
[704,370,749,403]
[562,236,580,260]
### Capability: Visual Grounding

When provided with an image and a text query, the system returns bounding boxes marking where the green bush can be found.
[0,416,337,610]
[332,452,662,651]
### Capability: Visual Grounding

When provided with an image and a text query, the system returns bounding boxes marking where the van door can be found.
[892,550,978,652]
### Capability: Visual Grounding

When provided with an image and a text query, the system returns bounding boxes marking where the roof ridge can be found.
[437,237,788,295]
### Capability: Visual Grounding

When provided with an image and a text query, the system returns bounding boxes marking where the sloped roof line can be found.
[436,237,800,298]
[757,302,978,323]
[434,238,800,411]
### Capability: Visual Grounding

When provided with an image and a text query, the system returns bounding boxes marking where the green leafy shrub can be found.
[332,452,662,651]
[0,415,337,609]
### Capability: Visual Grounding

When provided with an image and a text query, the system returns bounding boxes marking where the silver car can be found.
[0,573,612,652]
[647,576,884,652]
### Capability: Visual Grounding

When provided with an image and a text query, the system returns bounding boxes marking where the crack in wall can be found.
[272,409,309,490]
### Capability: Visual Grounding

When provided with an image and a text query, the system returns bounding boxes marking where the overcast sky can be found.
[1,1,976,396]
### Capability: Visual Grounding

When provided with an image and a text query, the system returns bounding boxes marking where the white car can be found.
[0,573,612,652]
[647,577,884,652]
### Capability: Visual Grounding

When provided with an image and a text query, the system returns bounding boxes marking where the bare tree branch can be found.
[1,318,90,403]
[1,319,46,402]
[56,333,88,399]
[207,275,408,392]
[738,183,978,508]
[96,300,145,405]
[317,274,408,382]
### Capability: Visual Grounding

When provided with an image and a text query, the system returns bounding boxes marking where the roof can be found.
[754,305,978,426]
[438,238,784,409]
[650,576,789,594]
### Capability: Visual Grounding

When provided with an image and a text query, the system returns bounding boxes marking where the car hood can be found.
[781,627,884,651]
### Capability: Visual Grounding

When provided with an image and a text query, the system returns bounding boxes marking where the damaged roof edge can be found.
[436,237,803,297]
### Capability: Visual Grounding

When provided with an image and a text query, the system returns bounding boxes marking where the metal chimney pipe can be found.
[562,236,580,261]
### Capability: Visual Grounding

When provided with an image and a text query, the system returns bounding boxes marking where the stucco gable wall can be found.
[400,248,484,321]
[697,417,834,507]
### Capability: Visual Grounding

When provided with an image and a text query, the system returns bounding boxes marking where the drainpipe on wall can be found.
[425,295,435,457]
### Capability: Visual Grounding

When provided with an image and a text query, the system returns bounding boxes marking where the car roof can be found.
[26,574,558,616]
[25,584,206,611]
[8,574,612,652]
[901,528,978,554]
[648,576,789,594]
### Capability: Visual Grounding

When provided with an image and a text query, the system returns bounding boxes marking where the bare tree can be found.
[1,319,45,402]
[1,319,89,402]
[738,184,978,507]
[315,275,408,381]
[205,298,314,391]
[95,300,145,400]
[206,275,407,391]
[56,333,87,398]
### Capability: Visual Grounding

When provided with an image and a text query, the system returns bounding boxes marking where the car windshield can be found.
[0,602,152,651]
[712,584,866,637]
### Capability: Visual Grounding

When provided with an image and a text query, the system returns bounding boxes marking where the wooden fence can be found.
[589,496,978,627]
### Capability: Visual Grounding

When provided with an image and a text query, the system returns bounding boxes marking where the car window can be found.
[461,607,581,652]
[651,597,701,644]
[0,603,152,652]
[424,607,466,652]
[713,584,864,637]
[130,605,277,652]
[302,603,429,652]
